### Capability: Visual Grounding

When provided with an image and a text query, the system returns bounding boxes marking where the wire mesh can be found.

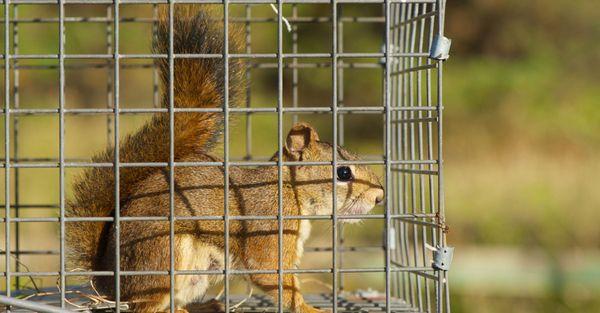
[1,0,450,312]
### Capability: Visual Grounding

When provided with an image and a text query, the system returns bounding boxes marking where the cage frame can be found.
[1,0,451,312]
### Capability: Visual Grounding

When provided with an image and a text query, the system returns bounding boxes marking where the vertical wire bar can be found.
[11,4,19,290]
[244,4,252,159]
[384,0,392,312]
[440,3,451,309]
[112,1,121,311]
[416,3,432,311]
[389,1,398,299]
[425,2,437,308]
[409,5,421,305]
[336,6,344,147]
[276,0,284,311]
[444,271,450,313]
[396,2,408,301]
[404,7,414,300]
[331,0,339,311]
[397,3,406,301]
[445,271,450,313]
[406,5,417,306]
[399,4,414,305]
[391,2,405,301]
[58,0,66,307]
[435,0,445,311]
[223,1,231,311]
[440,3,450,310]
[335,5,344,291]
[167,1,175,312]
[407,4,424,310]
[427,0,437,249]
[152,4,160,108]
[4,0,12,306]
[291,4,298,125]
[106,5,113,146]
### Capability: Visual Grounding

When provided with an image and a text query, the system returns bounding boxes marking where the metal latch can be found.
[385,227,397,250]
[379,44,400,65]
[432,245,454,270]
[429,35,452,60]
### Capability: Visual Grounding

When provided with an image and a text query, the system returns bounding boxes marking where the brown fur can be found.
[66,5,383,313]
[66,5,244,272]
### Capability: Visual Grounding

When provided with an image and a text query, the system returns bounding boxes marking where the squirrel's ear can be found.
[285,122,320,158]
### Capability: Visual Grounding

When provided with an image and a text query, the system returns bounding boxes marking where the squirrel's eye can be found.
[336,166,353,182]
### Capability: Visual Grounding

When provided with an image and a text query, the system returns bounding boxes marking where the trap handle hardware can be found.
[432,246,454,271]
[429,35,452,60]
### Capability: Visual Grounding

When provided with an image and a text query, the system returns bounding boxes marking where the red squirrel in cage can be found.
[66,5,384,312]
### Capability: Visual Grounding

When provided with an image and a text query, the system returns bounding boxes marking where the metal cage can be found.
[1,0,450,312]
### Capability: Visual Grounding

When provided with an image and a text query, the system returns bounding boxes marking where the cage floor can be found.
[9,287,422,313]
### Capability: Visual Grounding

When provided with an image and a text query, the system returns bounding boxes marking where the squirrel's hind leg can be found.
[123,235,218,312]
[243,232,325,313]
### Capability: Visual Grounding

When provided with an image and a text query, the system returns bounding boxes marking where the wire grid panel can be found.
[0,1,450,313]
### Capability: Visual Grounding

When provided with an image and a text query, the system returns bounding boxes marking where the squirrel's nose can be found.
[375,188,385,205]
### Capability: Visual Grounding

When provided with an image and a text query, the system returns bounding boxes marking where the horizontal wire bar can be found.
[0,16,386,24]
[0,159,438,168]
[395,10,437,27]
[392,117,438,124]
[391,168,438,175]
[2,154,431,162]
[0,52,429,60]
[2,106,440,115]
[2,63,154,70]
[3,205,441,222]
[0,250,57,255]
[0,213,439,223]
[391,63,437,76]
[0,0,437,5]
[390,261,438,280]
[2,61,384,70]
[304,245,384,252]
[254,62,383,69]
[4,204,58,209]
[1,266,438,278]
[0,295,72,313]
[0,245,385,256]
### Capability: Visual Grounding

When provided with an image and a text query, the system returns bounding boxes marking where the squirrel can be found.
[66,5,384,313]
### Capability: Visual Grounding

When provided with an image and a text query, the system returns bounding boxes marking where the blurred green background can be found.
[444,1,599,312]
[0,1,598,312]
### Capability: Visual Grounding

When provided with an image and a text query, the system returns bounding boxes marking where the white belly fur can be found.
[157,235,226,311]
[296,220,312,266]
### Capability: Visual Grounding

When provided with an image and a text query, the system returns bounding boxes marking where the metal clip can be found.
[432,246,454,270]
[429,35,452,60]
[380,44,399,65]
[386,227,396,250]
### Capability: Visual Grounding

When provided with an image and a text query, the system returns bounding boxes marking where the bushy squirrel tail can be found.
[66,5,245,271]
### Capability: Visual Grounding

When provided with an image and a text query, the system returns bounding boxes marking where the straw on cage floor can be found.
[11,287,421,313]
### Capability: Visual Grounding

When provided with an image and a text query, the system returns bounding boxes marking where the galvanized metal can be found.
[1,1,451,312]
[113,1,122,312]
[432,246,454,271]
[0,295,72,313]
